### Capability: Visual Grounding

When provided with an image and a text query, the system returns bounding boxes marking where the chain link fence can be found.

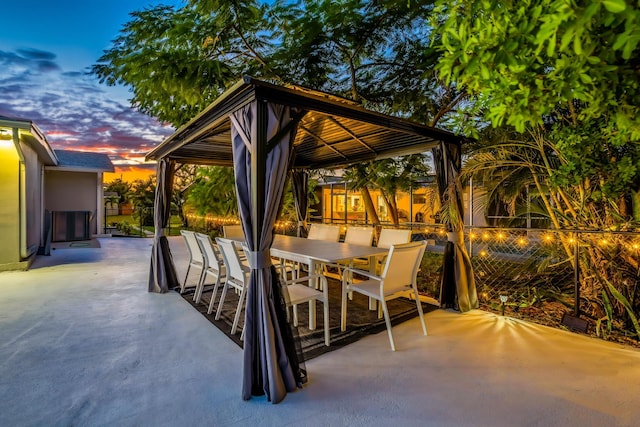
[404,224,640,345]
[136,211,640,345]
[467,227,639,344]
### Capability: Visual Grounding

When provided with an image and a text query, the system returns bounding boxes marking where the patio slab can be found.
[1,236,639,426]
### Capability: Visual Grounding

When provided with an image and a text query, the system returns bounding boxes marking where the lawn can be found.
[106,214,183,236]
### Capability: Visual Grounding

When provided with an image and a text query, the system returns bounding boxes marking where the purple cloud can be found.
[0,48,174,167]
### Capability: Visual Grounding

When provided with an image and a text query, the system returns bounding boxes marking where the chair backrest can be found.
[377,228,412,249]
[344,226,374,246]
[215,237,248,283]
[307,223,340,241]
[223,224,244,239]
[380,241,427,294]
[180,230,203,264]
[195,233,222,272]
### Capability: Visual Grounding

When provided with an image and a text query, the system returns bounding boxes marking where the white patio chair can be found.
[215,237,250,336]
[223,224,244,240]
[377,228,412,248]
[324,226,375,281]
[290,224,341,281]
[344,226,375,246]
[194,233,226,312]
[341,240,428,351]
[283,274,330,346]
[372,228,413,274]
[179,230,204,294]
[307,223,340,242]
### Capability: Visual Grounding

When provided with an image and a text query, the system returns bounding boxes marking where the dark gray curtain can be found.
[290,170,309,237]
[432,141,478,312]
[148,158,179,293]
[230,101,302,403]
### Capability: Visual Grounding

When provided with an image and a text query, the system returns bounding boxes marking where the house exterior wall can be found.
[318,182,489,227]
[0,136,45,269]
[320,184,442,224]
[23,142,44,254]
[45,171,99,236]
[0,138,21,267]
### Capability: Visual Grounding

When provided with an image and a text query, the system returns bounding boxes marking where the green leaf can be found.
[546,33,557,57]
[573,36,583,55]
[579,73,593,84]
[605,278,640,339]
[602,0,626,13]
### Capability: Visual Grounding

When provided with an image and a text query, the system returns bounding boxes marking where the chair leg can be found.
[231,286,247,335]
[207,275,222,314]
[381,299,396,351]
[323,298,330,346]
[194,270,207,303]
[215,282,230,320]
[341,281,348,332]
[413,284,428,336]
[181,265,192,293]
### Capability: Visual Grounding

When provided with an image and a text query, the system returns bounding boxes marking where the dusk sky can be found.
[0,1,184,182]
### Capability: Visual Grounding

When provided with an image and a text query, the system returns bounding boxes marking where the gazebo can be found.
[145,76,477,403]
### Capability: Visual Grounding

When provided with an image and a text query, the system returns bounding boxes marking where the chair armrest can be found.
[341,267,380,281]
[285,274,327,287]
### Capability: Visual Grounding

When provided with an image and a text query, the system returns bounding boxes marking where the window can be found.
[412,194,427,204]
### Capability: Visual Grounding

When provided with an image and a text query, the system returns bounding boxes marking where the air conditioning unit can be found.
[52,211,91,242]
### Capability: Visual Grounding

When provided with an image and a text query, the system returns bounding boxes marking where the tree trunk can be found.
[360,187,380,225]
[632,189,640,222]
[381,191,399,225]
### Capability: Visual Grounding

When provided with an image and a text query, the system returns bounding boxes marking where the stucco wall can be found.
[0,139,21,265]
[45,171,98,235]
[22,142,43,253]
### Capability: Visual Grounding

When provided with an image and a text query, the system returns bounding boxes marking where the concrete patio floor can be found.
[1,236,639,426]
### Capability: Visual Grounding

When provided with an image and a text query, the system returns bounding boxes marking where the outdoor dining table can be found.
[268,234,389,330]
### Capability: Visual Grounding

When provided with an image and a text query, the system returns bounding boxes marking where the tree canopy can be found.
[93,1,274,126]
[432,0,640,136]
[94,0,456,225]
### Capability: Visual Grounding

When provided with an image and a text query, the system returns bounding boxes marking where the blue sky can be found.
[0,1,184,176]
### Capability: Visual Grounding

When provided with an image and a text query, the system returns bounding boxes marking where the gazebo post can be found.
[432,141,478,312]
[148,158,179,293]
[230,101,305,404]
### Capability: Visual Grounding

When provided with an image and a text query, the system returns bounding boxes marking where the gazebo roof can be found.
[146,76,464,170]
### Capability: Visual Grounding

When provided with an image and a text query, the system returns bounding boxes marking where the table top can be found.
[270,234,388,264]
